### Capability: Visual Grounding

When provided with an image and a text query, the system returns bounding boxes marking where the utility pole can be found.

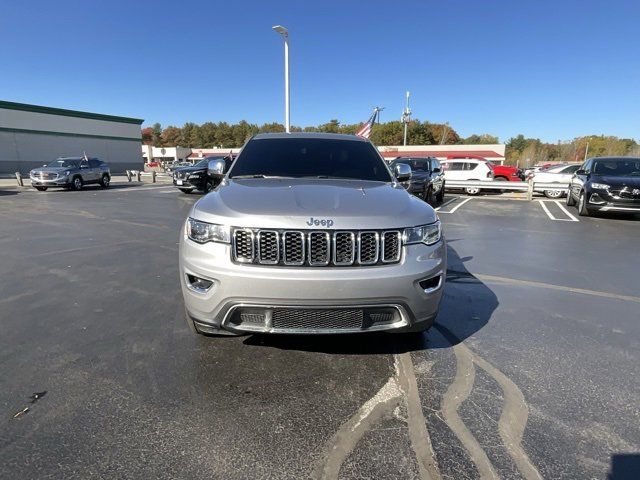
[440,122,449,145]
[583,141,590,162]
[374,106,385,124]
[401,91,411,146]
[272,25,290,133]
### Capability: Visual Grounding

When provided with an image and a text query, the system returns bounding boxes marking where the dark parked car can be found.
[566,156,640,216]
[173,156,234,194]
[388,157,445,205]
[30,157,110,191]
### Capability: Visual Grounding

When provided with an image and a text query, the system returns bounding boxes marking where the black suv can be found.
[389,157,445,205]
[173,156,234,194]
[567,156,640,216]
[30,157,110,191]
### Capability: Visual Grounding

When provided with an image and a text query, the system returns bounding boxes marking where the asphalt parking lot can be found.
[1,183,639,479]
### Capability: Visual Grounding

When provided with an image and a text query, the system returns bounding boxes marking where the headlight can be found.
[186,218,230,244]
[403,220,441,246]
[188,172,202,178]
[62,170,71,176]
[591,183,610,190]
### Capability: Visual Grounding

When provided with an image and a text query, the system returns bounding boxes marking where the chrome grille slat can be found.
[382,231,401,263]
[257,230,279,264]
[233,229,254,263]
[333,231,356,265]
[308,232,330,266]
[232,228,401,266]
[358,231,379,265]
[283,231,305,265]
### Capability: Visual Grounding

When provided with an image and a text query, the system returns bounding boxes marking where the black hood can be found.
[175,165,206,174]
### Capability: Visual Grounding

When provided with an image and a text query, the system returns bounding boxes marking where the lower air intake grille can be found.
[272,308,364,330]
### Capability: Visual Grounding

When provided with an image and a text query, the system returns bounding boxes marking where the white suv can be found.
[440,159,494,195]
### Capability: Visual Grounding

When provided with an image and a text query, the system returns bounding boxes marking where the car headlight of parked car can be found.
[187,218,230,244]
[62,170,71,177]
[591,183,610,190]
[403,220,442,246]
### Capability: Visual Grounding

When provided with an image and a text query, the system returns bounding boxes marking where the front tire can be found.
[34,186,48,191]
[100,174,110,188]
[203,178,215,193]
[578,191,590,216]
[465,187,480,195]
[436,184,445,203]
[179,188,193,194]
[71,176,83,191]
[424,187,435,206]
[566,188,576,206]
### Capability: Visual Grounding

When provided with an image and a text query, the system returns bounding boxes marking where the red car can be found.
[491,164,524,181]
[446,155,523,181]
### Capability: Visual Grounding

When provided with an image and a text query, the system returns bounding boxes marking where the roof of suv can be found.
[252,132,368,142]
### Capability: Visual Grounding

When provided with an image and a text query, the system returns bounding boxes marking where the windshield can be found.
[46,159,79,168]
[194,159,212,167]
[394,158,430,172]
[229,138,392,182]
[592,158,640,176]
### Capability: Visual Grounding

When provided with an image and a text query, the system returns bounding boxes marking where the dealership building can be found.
[378,144,506,164]
[0,100,143,175]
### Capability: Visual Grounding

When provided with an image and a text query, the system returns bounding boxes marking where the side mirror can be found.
[432,167,441,173]
[394,163,412,182]
[575,169,587,175]
[207,158,226,178]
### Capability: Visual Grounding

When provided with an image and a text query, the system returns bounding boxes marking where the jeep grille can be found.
[232,229,402,266]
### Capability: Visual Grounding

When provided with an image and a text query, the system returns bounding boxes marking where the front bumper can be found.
[587,191,640,212]
[173,176,204,190]
[179,233,446,334]
[30,176,70,186]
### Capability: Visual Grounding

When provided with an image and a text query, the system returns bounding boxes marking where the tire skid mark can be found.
[472,351,543,480]
[312,375,403,480]
[396,353,442,480]
[440,344,498,479]
[314,354,442,480]
[436,324,542,480]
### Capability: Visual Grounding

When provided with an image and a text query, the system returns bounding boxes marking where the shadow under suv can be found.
[179,133,446,336]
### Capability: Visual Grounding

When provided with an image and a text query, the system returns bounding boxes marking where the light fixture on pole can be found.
[272,25,290,133]
[401,91,411,146]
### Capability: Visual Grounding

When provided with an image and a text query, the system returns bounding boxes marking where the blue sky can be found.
[2,0,639,142]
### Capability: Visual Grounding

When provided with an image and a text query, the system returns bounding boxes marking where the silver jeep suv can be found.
[179,133,446,335]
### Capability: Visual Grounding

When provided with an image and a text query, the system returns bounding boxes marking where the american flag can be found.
[355,111,377,139]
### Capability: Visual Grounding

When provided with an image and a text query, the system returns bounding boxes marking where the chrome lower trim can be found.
[600,206,640,212]
[221,303,409,334]
[422,272,444,294]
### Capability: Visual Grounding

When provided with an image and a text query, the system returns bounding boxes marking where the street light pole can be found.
[272,25,290,133]
[401,91,411,146]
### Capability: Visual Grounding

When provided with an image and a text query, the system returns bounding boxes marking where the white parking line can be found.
[110,185,175,193]
[554,201,579,222]
[537,200,579,222]
[435,197,457,211]
[438,197,473,214]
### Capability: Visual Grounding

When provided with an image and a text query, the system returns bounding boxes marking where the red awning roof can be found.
[380,150,503,159]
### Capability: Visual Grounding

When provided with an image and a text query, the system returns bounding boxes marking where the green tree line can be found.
[141,121,638,166]
[505,134,639,167]
[141,120,498,149]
